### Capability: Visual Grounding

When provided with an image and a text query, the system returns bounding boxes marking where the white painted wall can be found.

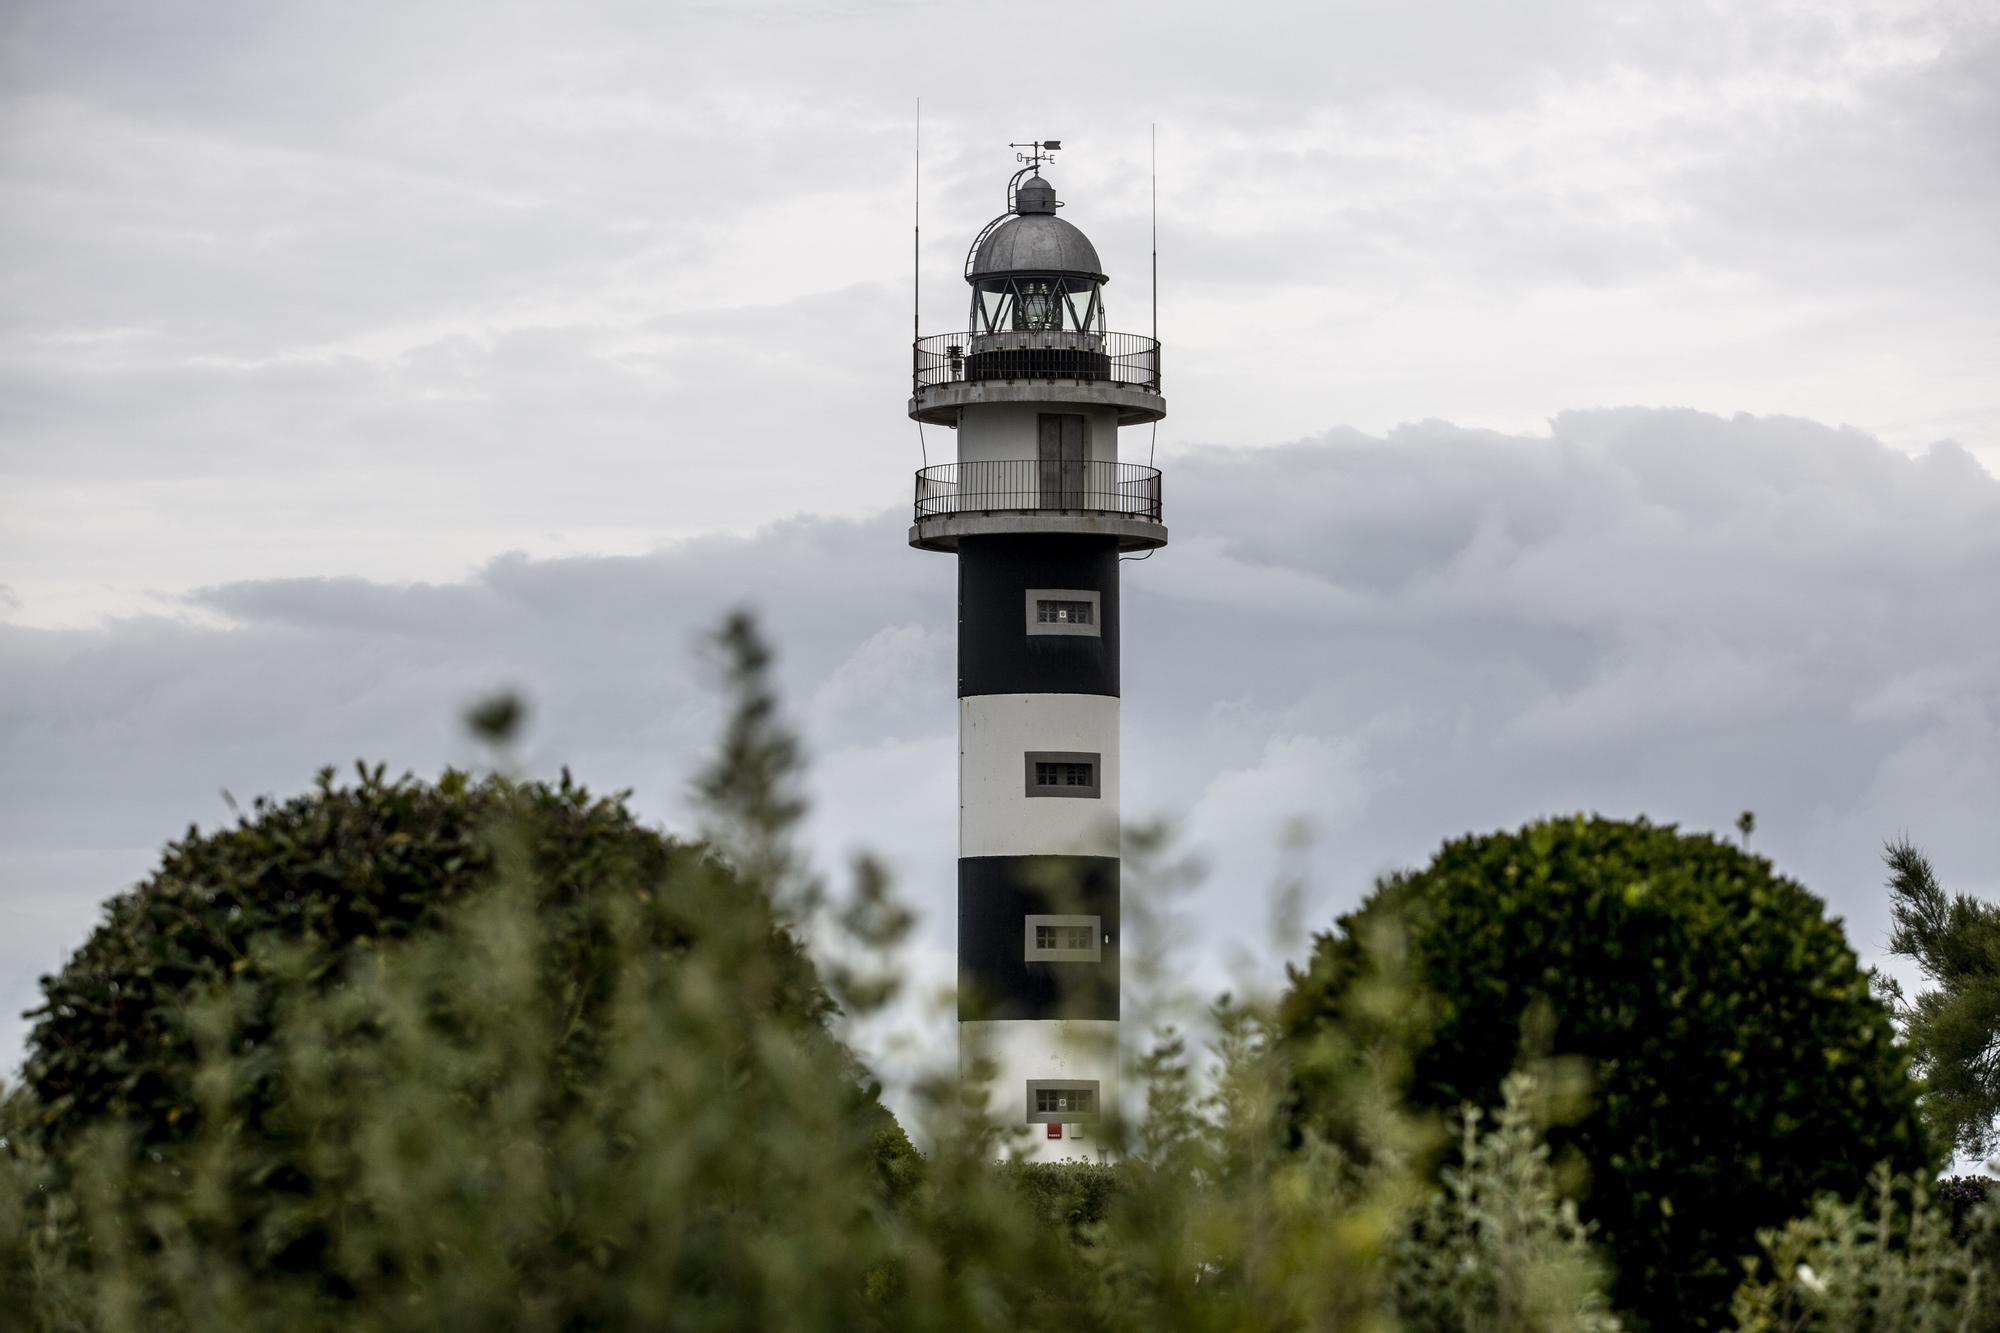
[963,1018,1120,1165]
[960,693,1120,858]
[956,402,1122,466]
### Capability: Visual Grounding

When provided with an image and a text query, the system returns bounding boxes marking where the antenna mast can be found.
[913,99,921,344]
[1150,124,1158,347]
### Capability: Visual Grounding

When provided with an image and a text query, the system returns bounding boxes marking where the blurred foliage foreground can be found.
[2,614,1995,1332]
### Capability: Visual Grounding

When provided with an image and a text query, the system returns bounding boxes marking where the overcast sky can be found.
[3,1,1997,1092]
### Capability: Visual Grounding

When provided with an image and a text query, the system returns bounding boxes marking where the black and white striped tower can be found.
[909,144,1167,1161]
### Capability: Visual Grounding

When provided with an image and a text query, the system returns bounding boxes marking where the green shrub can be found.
[1394,1073,1622,1333]
[8,618,926,1307]
[1087,994,1435,1329]
[1942,1177,1997,1243]
[21,762,851,1151]
[1732,1167,2000,1331]
[1089,984,1622,1332]
[5,852,932,1329]
[0,617,1635,1331]
[10,764,918,1297]
[1006,1160,1124,1240]
[0,805,1627,1332]
[1280,815,1936,1330]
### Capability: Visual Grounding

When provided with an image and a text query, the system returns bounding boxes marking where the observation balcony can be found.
[909,330,1166,427]
[909,459,1167,553]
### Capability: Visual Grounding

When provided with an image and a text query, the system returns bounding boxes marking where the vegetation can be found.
[1882,838,2000,1158]
[1943,1177,1997,1241]
[1732,1168,2000,1332]
[1279,816,1937,1329]
[1391,1073,1621,1332]
[0,614,1988,1330]
[18,760,877,1156]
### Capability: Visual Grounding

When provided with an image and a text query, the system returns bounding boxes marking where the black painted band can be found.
[958,534,1120,698]
[959,854,1120,1022]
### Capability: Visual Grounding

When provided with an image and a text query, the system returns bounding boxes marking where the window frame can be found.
[1024,751,1101,799]
[1026,1079,1101,1124]
[1024,587,1102,638]
[1024,913,1103,963]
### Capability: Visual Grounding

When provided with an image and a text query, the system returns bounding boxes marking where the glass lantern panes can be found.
[1015,279,1058,330]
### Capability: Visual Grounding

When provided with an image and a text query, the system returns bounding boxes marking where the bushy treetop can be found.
[1280,814,1935,1331]
[20,763,844,1150]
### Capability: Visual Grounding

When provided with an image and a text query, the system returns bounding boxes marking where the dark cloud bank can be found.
[4,408,1997,1073]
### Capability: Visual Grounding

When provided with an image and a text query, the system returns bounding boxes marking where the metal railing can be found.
[913,460,1163,523]
[913,331,1161,394]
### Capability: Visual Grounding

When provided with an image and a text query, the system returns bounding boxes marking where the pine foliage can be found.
[1883,838,2000,1157]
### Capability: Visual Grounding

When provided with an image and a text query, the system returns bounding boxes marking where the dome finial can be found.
[1007,140,1064,214]
[1014,176,1058,215]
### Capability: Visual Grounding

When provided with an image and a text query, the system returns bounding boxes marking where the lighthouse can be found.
[909,144,1167,1161]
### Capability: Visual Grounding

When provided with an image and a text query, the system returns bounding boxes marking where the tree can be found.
[9,619,918,1312]
[0,614,1645,1331]
[1279,815,1936,1331]
[1883,838,2000,1158]
[19,765,884,1157]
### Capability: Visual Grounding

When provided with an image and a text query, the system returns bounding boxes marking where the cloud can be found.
[3,409,1996,1097]
[6,2,2000,631]
[4,2,1999,1121]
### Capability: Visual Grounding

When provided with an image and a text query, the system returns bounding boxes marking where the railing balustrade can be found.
[913,460,1163,524]
[912,331,1161,394]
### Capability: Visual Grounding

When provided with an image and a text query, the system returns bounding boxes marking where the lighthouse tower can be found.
[909,145,1167,1162]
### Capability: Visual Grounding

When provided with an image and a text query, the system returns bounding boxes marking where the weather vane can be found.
[1009,139,1062,171]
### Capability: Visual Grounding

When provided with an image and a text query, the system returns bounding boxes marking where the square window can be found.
[1025,588,1102,638]
[1025,914,1103,962]
[1025,752,1100,799]
[1038,599,1092,625]
[1027,1079,1100,1123]
[1033,760,1093,787]
[1034,1087,1097,1115]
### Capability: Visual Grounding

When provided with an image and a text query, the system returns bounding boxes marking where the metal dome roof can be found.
[968,214,1106,282]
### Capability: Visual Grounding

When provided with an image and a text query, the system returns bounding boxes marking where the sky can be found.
[2,0,1998,1100]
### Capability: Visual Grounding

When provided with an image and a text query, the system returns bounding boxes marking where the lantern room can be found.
[906,143,1168,555]
[909,149,1163,429]
[965,175,1109,337]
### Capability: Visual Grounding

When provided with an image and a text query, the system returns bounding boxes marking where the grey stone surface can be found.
[910,380,1166,427]
[908,512,1169,553]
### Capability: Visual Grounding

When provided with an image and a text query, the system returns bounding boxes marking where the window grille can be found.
[1036,599,1093,625]
[1027,1079,1102,1122]
[1024,751,1101,799]
[1036,1087,1096,1115]
[1034,760,1094,789]
[1025,588,1101,637]
[1034,924,1094,951]
[1025,913,1102,962]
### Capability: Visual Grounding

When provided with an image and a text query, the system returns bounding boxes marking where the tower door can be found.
[1038,413,1086,509]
